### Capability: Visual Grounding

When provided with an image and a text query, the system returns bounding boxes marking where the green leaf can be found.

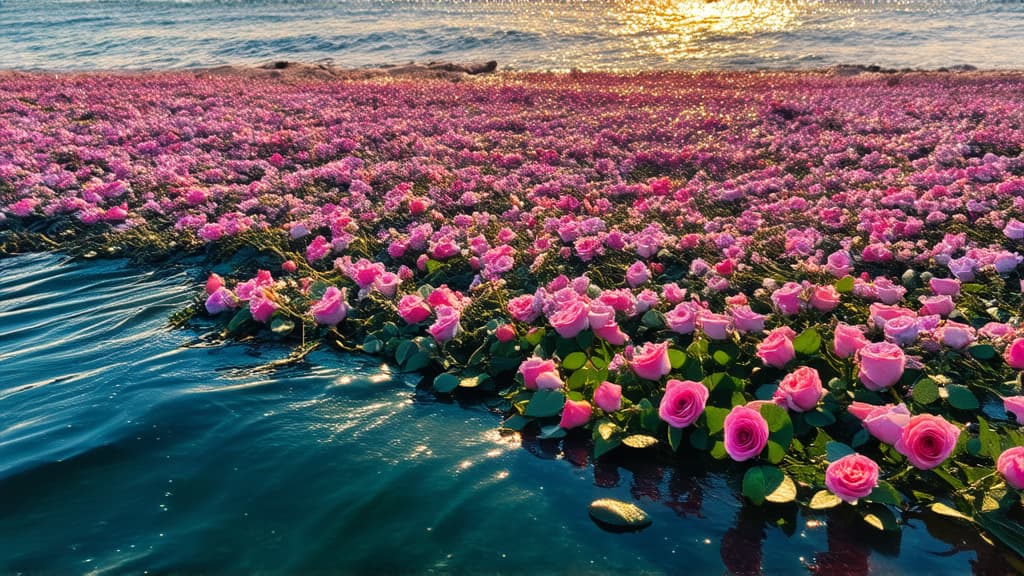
[742,466,791,505]
[562,351,588,371]
[641,309,664,329]
[271,317,295,336]
[460,374,488,388]
[705,406,730,435]
[362,335,382,354]
[524,390,566,418]
[860,505,899,531]
[668,348,687,369]
[433,373,459,393]
[760,403,794,462]
[931,502,973,523]
[755,384,778,401]
[978,416,1001,461]
[809,490,842,509]
[946,384,979,410]
[742,466,769,506]
[866,481,902,505]
[804,409,836,428]
[912,378,939,405]
[538,424,567,439]
[835,276,855,294]
[395,339,415,365]
[765,474,798,504]
[826,441,855,462]
[226,308,254,335]
[589,499,652,531]
[593,421,623,458]
[575,330,594,350]
[668,426,683,452]
[638,398,660,433]
[524,327,546,347]
[710,441,727,459]
[403,350,431,372]
[623,435,659,449]
[501,415,531,431]
[690,428,710,451]
[969,344,997,361]
[713,349,733,366]
[793,328,822,356]
[425,258,444,274]
[961,282,984,294]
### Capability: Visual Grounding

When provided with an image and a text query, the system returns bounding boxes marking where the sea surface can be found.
[0,254,1018,572]
[0,0,1023,71]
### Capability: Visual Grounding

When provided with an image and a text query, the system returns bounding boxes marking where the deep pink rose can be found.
[833,323,870,359]
[658,379,708,428]
[518,356,562,390]
[1004,396,1024,421]
[665,302,697,334]
[825,453,879,504]
[397,294,432,324]
[559,399,592,429]
[204,287,238,315]
[929,277,961,296]
[756,328,796,369]
[249,291,278,323]
[771,282,803,316]
[848,401,910,445]
[998,447,1024,489]
[810,285,840,312]
[311,286,349,326]
[895,414,960,470]
[730,305,766,334]
[772,366,823,412]
[282,260,298,274]
[428,305,461,343]
[507,294,541,323]
[1005,338,1024,369]
[205,273,224,295]
[548,299,590,338]
[594,381,623,412]
[626,260,650,288]
[699,312,732,341]
[723,405,769,462]
[306,235,331,261]
[631,341,672,381]
[495,324,516,343]
[858,342,905,391]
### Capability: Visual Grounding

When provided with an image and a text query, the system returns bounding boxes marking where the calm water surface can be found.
[0,253,1017,572]
[0,0,1023,71]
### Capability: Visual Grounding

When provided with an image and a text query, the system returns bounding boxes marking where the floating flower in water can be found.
[825,454,879,504]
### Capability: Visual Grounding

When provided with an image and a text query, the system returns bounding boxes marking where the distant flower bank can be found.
[2,71,1024,551]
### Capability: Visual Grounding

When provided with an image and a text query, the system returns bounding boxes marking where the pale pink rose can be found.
[699,312,732,341]
[1005,218,1024,240]
[495,324,516,343]
[518,356,561,390]
[548,299,590,338]
[883,315,920,346]
[630,341,672,381]
[587,301,616,330]
[993,252,1021,275]
[593,321,629,346]
[626,260,650,288]
[772,366,824,412]
[929,277,961,296]
[895,414,960,470]
[825,251,853,278]
[662,282,687,304]
[771,282,803,316]
[397,294,432,324]
[937,321,975,350]
[204,287,238,315]
[594,381,623,412]
[825,453,879,504]
[665,302,697,334]
[658,379,708,428]
[730,305,766,334]
[868,303,916,330]
[373,272,401,298]
[1005,338,1024,369]
[311,286,349,326]
[756,328,796,369]
[948,257,977,281]
[873,277,906,305]
[998,447,1024,489]
[205,273,224,295]
[848,401,910,444]
[507,294,541,323]
[249,291,278,323]
[810,285,840,312]
[834,323,870,359]
[428,305,461,343]
[979,322,1015,341]
[559,399,592,429]
[919,295,954,317]
[1003,396,1024,421]
[723,405,769,462]
[858,342,905,391]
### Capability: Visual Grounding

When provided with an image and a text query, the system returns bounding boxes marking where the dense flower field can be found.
[3,70,1024,550]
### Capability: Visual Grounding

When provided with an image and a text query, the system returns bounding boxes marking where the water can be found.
[1,0,1023,71]
[0,253,1018,572]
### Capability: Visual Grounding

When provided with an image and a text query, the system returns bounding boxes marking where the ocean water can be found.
[0,0,1023,71]
[0,253,1018,572]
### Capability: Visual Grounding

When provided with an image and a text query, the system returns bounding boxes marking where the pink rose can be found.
[699,311,732,341]
[593,321,629,346]
[594,381,623,412]
[495,324,516,343]
[282,260,298,274]
[1005,338,1024,369]
[873,277,906,305]
[848,401,910,444]
[428,305,461,343]
[306,235,331,261]
[658,379,708,428]
[771,282,803,316]
[373,272,401,298]
[998,447,1024,489]
[929,277,961,296]
[730,305,766,334]
[858,342,905,391]
[665,302,697,334]
[205,273,224,295]
[626,260,650,288]
[756,328,796,369]
[559,399,592,429]
[772,366,824,412]
[825,453,879,504]
[507,294,541,323]
[204,287,238,315]
[518,356,562,390]
[919,295,954,317]
[936,321,975,350]
[1004,396,1024,421]
[311,286,349,326]
[895,414,960,470]
[548,299,590,338]
[397,294,432,324]
[631,341,672,381]
[825,251,853,278]
[723,405,769,462]
[249,291,278,323]
[883,315,919,346]
[868,303,916,330]
[810,285,840,312]
[587,301,616,329]
[833,323,870,359]
[1005,218,1024,240]
[948,257,977,281]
